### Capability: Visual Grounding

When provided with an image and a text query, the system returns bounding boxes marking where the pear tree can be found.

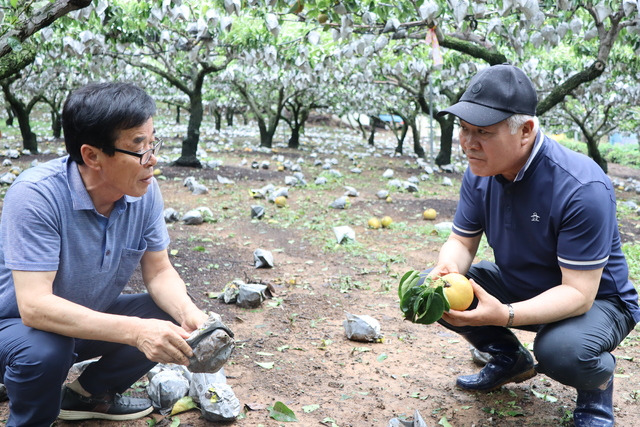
[0,0,92,79]
[237,1,640,165]
[0,1,106,152]
[93,0,234,167]
[221,22,335,148]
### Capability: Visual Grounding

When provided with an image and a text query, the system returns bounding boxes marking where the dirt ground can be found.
[1,125,639,427]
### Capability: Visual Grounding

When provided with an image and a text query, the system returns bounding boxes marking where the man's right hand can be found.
[134,318,194,366]
[428,261,460,279]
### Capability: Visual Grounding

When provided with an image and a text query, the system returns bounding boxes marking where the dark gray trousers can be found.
[433,260,636,390]
[0,293,174,427]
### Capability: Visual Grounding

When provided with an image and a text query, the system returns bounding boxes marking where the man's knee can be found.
[534,326,612,389]
[7,329,75,382]
[1,329,75,426]
[534,329,580,381]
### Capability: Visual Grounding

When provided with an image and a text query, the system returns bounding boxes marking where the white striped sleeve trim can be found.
[452,223,483,236]
[557,255,609,267]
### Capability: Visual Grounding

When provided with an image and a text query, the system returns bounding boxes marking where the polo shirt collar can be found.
[67,158,141,213]
[513,131,544,182]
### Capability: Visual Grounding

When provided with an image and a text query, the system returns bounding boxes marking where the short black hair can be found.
[62,82,157,164]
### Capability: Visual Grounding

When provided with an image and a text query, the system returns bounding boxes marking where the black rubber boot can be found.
[470,346,492,366]
[573,375,614,427]
[455,326,536,392]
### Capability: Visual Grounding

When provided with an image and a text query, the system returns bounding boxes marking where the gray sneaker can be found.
[58,386,153,421]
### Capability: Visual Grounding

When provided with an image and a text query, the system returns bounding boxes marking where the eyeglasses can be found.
[112,139,162,165]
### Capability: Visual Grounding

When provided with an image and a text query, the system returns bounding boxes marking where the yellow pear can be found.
[423,208,437,220]
[441,273,474,311]
[367,217,382,229]
[274,196,287,207]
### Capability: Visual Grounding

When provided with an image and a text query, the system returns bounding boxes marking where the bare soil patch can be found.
[1,128,639,427]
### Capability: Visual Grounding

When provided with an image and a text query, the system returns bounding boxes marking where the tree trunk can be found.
[435,116,455,166]
[585,136,607,173]
[172,134,201,167]
[354,115,367,140]
[51,110,62,138]
[394,124,408,154]
[175,105,180,124]
[257,118,272,148]
[367,116,378,146]
[259,132,273,148]
[173,94,203,167]
[265,90,285,148]
[225,108,234,126]
[213,109,221,131]
[562,104,610,174]
[288,126,300,149]
[417,87,460,167]
[234,84,284,149]
[5,106,13,126]
[2,83,38,152]
[411,122,424,158]
[287,107,308,149]
[15,106,37,152]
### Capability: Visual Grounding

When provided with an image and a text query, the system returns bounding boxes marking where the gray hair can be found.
[506,114,538,134]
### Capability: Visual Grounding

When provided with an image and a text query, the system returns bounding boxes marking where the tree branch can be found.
[0,0,92,59]
[537,60,606,116]
[0,41,37,80]
[439,34,507,65]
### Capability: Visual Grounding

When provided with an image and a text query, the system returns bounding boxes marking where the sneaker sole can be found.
[58,405,153,421]
[457,367,538,392]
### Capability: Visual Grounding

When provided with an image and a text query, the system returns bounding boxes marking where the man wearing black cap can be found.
[427,63,639,426]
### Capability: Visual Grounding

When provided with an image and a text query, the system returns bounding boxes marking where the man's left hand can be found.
[181,309,213,333]
[441,279,508,327]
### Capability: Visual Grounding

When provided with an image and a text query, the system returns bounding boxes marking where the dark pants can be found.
[0,293,174,427]
[436,261,637,390]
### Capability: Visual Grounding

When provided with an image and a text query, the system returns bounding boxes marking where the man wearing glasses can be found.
[0,82,211,425]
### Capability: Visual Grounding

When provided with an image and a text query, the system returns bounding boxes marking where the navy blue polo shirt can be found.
[453,132,640,322]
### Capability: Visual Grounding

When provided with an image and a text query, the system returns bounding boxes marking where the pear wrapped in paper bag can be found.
[186,314,235,373]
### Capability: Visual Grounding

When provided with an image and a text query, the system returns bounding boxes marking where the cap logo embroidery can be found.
[471,83,482,93]
[531,212,540,222]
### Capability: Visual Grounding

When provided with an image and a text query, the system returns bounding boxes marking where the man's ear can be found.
[80,144,101,169]
[520,119,536,145]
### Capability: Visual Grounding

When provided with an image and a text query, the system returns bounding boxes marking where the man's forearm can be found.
[20,292,143,345]
[437,235,478,274]
[507,284,594,326]
[145,267,203,329]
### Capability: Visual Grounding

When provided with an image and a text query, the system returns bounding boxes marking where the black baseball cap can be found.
[437,63,537,127]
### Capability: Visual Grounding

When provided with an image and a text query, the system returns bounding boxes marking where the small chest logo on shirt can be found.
[531,212,540,222]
